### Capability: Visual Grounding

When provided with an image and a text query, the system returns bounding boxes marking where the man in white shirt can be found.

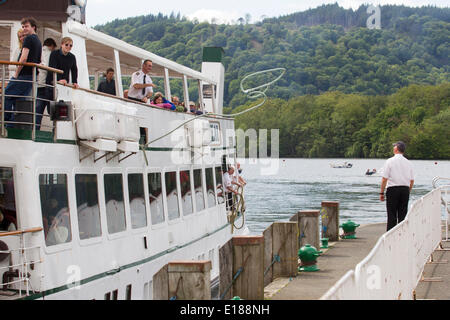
[223,166,239,210]
[234,162,247,186]
[127,59,156,103]
[380,141,414,231]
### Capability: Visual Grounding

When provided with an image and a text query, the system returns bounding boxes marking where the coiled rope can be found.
[229,185,246,233]
[141,67,286,149]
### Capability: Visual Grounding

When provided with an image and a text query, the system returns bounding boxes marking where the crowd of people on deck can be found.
[3,16,205,130]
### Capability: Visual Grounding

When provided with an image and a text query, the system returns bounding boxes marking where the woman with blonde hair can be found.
[9,29,25,73]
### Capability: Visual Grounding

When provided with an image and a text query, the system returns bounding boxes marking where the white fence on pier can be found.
[321,187,445,300]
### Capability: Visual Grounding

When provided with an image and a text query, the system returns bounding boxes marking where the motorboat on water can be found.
[330,162,353,168]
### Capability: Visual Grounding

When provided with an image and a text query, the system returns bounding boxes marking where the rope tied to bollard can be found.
[264,254,281,276]
[169,275,184,300]
[219,254,252,300]
[263,230,293,276]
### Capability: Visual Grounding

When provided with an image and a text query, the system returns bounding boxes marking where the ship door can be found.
[0,167,17,232]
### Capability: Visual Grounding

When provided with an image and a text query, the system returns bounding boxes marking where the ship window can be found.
[104,174,126,234]
[148,173,165,225]
[205,168,216,208]
[104,292,111,300]
[0,168,17,232]
[112,289,118,300]
[180,170,193,216]
[128,174,147,229]
[139,127,148,145]
[39,174,71,246]
[209,122,220,144]
[193,169,205,212]
[75,174,102,240]
[165,172,180,220]
[215,167,225,204]
[126,284,132,300]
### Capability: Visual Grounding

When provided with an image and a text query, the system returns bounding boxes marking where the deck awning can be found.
[68,21,216,84]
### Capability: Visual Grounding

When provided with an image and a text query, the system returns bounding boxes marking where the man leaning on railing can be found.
[3,17,42,128]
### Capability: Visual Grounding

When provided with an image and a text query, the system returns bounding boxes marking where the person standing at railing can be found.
[223,166,239,211]
[3,17,42,127]
[35,38,57,130]
[379,141,415,231]
[127,59,156,103]
[97,68,116,96]
[8,29,25,75]
[45,37,79,101]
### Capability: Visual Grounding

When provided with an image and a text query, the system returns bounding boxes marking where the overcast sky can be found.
[85,0,449,26]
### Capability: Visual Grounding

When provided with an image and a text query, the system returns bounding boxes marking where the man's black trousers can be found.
[386,186,410,231]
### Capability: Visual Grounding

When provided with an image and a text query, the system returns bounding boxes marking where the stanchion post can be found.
[272,222,298,279]
[232,236,264,300]
[153,261,212,300]
[296,210,320,250]
[321,201,340,241]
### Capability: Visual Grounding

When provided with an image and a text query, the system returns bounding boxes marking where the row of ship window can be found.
[40,167,225,247]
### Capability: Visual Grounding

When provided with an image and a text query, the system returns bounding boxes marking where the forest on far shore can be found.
[94,4,450,159]
[233,82,450,160]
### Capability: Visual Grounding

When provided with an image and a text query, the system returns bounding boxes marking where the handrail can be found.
[1,61,61,139]
[0,61,64,74]
[321,187,443,300]
[0,227,43,237]
[0,225,43,297]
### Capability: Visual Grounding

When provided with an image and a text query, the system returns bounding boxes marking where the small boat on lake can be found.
[330,162,352,168]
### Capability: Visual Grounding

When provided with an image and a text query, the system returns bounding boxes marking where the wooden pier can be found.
[152,201,449,300]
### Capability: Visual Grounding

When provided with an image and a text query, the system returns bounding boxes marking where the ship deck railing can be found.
[0,61,63,141]
[0,227,43,298]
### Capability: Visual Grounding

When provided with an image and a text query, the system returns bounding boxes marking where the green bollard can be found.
[298,244,322,272]
[320,238,329,249]
[340,220,360,239]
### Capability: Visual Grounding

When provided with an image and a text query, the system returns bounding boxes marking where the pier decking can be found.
[267,223,387,300]
[414,231,450,300]
[265,223,450,300]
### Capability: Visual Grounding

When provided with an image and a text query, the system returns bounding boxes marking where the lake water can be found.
[238,158,449,235]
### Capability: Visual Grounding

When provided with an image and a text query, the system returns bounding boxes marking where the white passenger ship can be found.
[0,1,248,300]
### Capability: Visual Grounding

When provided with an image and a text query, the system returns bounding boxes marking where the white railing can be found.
[0,227,43,298]
[321,187,443,300]
[432,177,450,241]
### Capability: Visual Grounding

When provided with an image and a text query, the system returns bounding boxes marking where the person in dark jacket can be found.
[46,36,79,99]
[3,17,41,126]
[97,68,116,96]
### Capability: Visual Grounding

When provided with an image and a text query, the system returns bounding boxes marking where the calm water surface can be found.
[238,158,449,235]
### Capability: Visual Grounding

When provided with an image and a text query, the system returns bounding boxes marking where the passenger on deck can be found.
[127,59,156,103]
[171,96,180,106]
[234,162,247,186]
[97,67,116,96]
[0,209,16,232]
[189,102,203,115]
[223,166,239,210]
[123,89,129,99]
[151,92,175,110]
[46,37,79,100]
[4,17,42,127]
[10,29,25,66]
[36,38,57,130]
[172,95,186,112]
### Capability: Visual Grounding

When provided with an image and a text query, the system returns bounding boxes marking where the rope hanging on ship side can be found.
[229,185,246,233]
